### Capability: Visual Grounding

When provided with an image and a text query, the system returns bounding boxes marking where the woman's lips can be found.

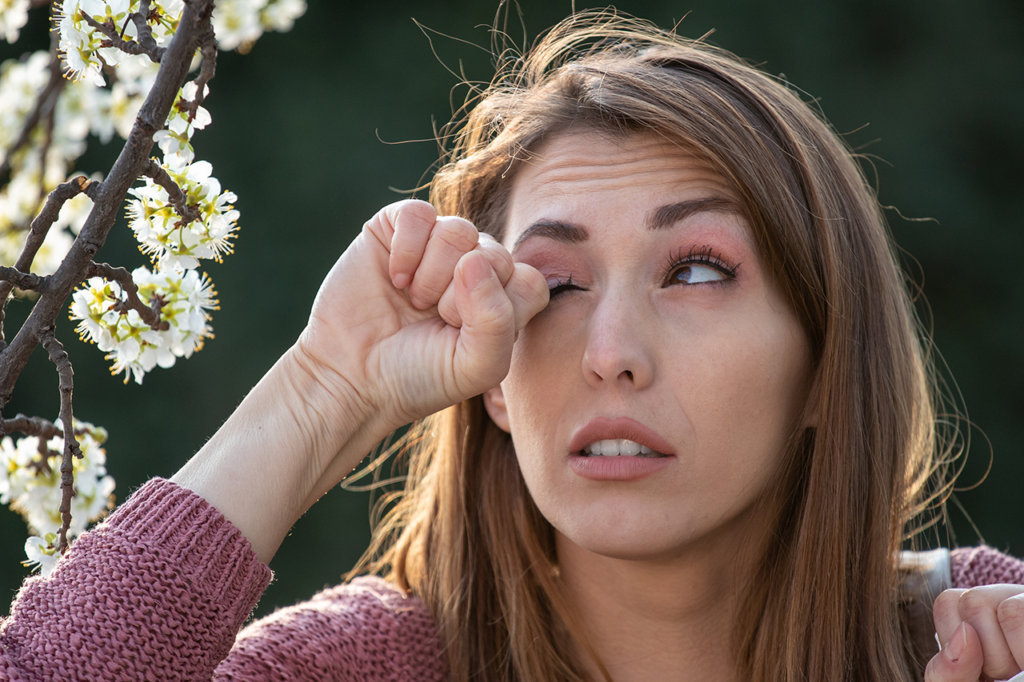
[568,416,676,456]
[567,417,676,482]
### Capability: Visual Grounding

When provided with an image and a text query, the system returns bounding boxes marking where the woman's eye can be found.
[666,263,727,285]
[548,275,581,298]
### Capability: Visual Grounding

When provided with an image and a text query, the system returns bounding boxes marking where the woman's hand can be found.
[925,586,1024,681]
[297,198,547,436]
[173,200,547,562]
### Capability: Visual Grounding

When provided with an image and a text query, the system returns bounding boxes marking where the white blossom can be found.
[211,0,265,51]
[153,81,211,166]
[260,0,305,33]
[5,0,301,570]
[0,420,114,541]
[128,158,238,270]
[0,0,29,44]
[23,534,60,575]
[70,266,217,383]
[211,0,305,51]
[0,51,50,161]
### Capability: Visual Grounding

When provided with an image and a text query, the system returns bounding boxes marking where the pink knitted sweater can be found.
[1,478,1022,681]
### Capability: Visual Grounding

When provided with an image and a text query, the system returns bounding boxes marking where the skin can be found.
[481,130,814,681]
[169,129,1024,681]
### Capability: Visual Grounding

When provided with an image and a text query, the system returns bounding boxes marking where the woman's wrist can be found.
[171,343,390,563]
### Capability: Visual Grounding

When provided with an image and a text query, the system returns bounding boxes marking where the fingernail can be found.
[393,272,411,289]
[462,253,492,290]
[944,623,966,662]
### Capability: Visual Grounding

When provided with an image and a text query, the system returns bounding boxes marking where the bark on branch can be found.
[1,414,65,440]
[0,267,48,294]
[0,0,215,412]
[38,329,80,553]
[87,261,169,330]
[178,28,217,121]
[130,0,163,61]
[80,10,166,64]
[0,176,102,347]
[142,159,200,225]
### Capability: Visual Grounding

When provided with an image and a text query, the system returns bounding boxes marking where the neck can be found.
[556,519,767,682]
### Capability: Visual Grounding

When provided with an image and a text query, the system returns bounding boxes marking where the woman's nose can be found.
[580,294,655,391]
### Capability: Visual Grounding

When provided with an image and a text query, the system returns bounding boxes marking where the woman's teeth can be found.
[582,439,658,457]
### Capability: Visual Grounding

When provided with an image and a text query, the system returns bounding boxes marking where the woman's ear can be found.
[483,385,511,433]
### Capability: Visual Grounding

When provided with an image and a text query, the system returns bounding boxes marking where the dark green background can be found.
[2,0,1022,618]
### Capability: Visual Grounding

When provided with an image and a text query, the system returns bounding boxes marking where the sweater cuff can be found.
[104,477,273,623]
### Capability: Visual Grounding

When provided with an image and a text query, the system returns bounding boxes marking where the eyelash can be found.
[548,274,579,298]
[662,245,739,287]
[546,245,739,299]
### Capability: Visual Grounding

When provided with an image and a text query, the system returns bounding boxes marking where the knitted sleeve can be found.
[951,545,1024,588]
[0,478,272,682]
[214,576,448,681]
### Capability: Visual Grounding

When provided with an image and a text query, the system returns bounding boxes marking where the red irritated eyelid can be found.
[513,248,586,281]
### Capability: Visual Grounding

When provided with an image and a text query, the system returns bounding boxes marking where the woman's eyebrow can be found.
[510,197,741,254]
[510,220,589,254]
[646,196,743,230]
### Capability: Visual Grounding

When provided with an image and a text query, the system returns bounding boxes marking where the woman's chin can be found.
[553,517,706,564]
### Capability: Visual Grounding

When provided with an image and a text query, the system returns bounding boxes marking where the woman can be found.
[3,11,1023,682]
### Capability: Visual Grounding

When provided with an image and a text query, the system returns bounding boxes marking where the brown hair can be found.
[350,10,953,681]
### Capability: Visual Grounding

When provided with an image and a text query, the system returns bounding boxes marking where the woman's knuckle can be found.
[998,596,1024,629]
[397,200,437,230]
[436,217,479,249]
[958,588,993,620]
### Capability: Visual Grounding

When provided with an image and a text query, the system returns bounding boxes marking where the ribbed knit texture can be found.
[951,544,1024,588]
[216,577,447,681]
[0,478,272,681]
[0,477,1019,681]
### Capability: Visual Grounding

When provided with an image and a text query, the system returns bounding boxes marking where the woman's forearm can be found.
[171,344,391,564]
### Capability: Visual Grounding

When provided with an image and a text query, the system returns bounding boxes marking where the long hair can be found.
[350,10,954,681]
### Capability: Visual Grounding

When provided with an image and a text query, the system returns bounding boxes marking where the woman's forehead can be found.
[505,130,741,246]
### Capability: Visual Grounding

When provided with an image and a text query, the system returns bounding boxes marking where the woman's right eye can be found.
[548,274,581,298]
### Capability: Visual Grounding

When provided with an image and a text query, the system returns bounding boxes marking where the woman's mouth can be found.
[581,439,667,457]
[569,417,676,481]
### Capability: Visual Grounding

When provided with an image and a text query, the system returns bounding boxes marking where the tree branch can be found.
[130,0,162,61]
[0,0,214,411]
[0,414,64,440]
[87,261,169,330]
[0,176,101,348]
[142,159,200,225]
[178,28,217,121]
[80,11,166,64]
[0,267,48,294]
[38,329,80,553]
[1,414,93,478]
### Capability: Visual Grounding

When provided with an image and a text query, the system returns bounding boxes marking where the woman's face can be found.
[484,130,815,562]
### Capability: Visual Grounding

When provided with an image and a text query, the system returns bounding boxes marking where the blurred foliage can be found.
[2,0,1022,618]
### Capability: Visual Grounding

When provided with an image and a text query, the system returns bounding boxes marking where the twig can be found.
[1,414,64,440]
[0,176,100,347]
[142,159,200,225]
[0,0,214,414]
[1,413,86,477]
[0,267,48,294]
[80,10,166,63]
[178,29,217,122]
[130,0,162,60]
[87,261,169,330]
[38,329,80,553]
